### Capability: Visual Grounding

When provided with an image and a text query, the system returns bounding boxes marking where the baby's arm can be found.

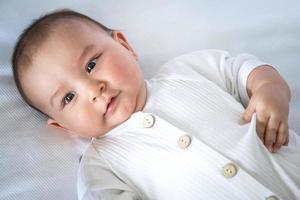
[240,65,291,153]
[165,50,291,153]
[78,146,141,200]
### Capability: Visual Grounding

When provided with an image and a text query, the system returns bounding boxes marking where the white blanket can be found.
[0,1,299,199]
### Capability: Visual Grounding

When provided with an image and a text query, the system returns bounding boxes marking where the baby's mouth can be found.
[104,92,120,116]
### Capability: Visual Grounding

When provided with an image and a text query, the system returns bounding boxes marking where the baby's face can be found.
[21,20,147,138]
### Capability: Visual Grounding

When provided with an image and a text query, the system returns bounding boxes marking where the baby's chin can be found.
[91,104,134,138]
[83,94,139,138]
[112,104,135,125]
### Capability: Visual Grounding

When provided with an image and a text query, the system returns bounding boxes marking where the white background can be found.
[1,0,299,130]
[0,1,299,199]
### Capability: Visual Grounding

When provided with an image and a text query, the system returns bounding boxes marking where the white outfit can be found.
[77,50,300,200]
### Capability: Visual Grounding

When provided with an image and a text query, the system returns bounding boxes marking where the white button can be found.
[143,114,155,128]
[222,163,238,178]
[178,135,192,149]
[266,196,279,200]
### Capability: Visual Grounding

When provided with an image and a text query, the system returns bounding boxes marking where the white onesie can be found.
[77,50,300,200]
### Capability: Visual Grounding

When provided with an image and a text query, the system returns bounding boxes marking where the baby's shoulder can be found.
[153,49,226,80]
[79,140,108,170]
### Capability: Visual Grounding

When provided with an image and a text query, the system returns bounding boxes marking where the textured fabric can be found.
[78,50,300,199]
[0,65,88,200]
[1,1,300,199]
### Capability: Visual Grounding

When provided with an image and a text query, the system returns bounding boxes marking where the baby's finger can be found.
[257,129,265,144]
[240,101,255,124]
[273,121,289,152]
[256,114,268,143]
[264,117,280,152]
[283,132,289,146]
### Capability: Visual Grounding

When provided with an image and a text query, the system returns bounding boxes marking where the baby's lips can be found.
[104,92,120,116]
[104,97,112,115]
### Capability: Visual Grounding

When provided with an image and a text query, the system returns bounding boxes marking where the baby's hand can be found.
[240,82,290,153]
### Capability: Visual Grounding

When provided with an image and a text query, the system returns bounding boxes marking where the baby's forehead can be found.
[37,20,107,55]
[27,18,112,76]
[48,19,99,40]
[54,18,93,31]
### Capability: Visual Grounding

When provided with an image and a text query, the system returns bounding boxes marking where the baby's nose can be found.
[88,82,106,103]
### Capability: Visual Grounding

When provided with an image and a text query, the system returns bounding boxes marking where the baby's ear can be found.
[47,118,69,132]
[111,31,138,60]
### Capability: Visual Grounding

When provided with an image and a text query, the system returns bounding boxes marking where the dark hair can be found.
[11,9,114,117]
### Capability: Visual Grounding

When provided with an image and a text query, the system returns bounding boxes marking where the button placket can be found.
[266,196,279,200]
[222,163,238,178]
[178,134,192,149]
[143,114,155,128]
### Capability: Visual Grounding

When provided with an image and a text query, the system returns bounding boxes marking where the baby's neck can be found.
[134,80,147,112]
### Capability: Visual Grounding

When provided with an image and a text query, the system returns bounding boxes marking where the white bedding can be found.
[0,1,299,199]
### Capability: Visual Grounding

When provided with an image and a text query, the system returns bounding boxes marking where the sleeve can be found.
[77,145,141,200]
[159,49,271,107]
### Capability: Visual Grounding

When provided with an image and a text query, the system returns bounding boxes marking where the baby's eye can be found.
[63,92,75,106]
[86,58,97,73]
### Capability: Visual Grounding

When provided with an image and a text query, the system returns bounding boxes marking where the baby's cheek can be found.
[67,109,99,137]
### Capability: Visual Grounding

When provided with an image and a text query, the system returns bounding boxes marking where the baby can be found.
[12,9,300,200]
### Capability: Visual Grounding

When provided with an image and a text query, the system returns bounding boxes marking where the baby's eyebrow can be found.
[50,85,62,109]
[77,44,95,65]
